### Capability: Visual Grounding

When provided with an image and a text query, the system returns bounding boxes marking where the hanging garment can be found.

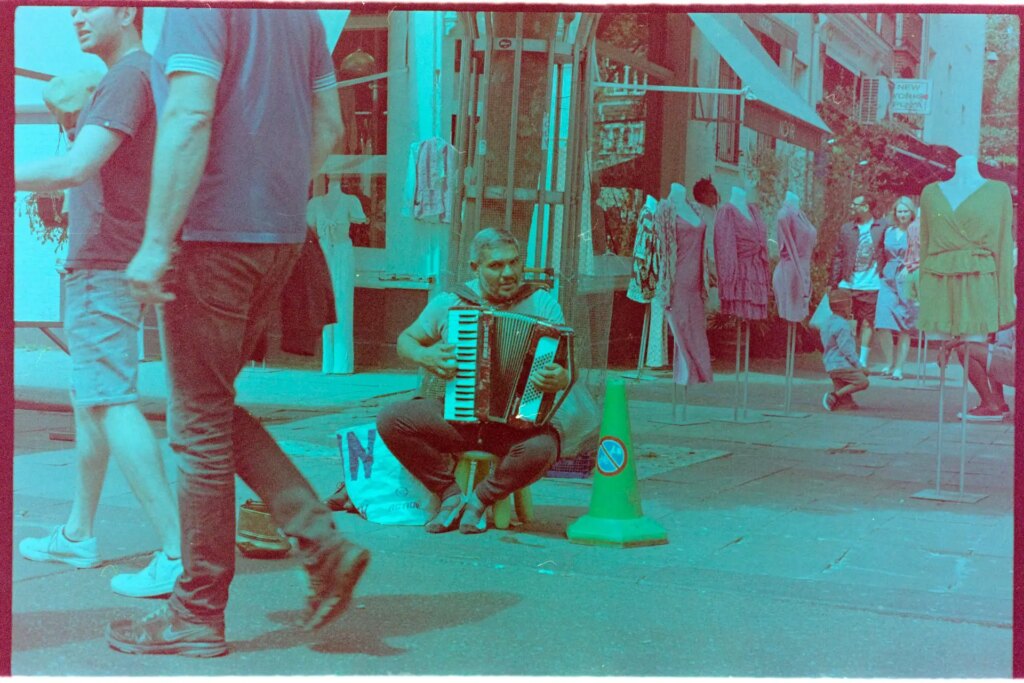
[665,213,713,386]
[918,180,1014,336]
[280,229,337,356]
[307,192,368,373]
[403,136,457,223]
[626,195,661,303]
[771,204,817,323]
[714,202,770,320]
[873,226,918,333]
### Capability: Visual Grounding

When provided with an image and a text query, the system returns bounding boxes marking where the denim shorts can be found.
[64,269,144,407]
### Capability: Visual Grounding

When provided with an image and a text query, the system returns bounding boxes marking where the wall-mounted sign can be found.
[890,79,932,115]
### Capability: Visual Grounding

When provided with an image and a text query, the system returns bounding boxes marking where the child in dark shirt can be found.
[820,288,870,411]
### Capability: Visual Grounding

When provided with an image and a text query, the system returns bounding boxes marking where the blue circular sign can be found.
[596,436,627,476]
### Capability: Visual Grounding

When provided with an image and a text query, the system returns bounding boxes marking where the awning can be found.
[888,143,1018,195]
[690,13,831,150]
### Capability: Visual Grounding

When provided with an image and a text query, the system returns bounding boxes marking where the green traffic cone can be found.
[566,377,668,548]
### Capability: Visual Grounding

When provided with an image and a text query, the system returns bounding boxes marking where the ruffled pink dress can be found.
[714,203,770,320]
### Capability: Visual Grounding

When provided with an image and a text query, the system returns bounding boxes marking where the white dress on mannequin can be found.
[306,181,368,374]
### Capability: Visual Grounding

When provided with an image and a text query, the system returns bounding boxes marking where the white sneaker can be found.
[110,551,183,598]
[19,525,100,569]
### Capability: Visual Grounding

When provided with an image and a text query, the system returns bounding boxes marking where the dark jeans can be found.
[162,242,346,625]
[376,397,558,506]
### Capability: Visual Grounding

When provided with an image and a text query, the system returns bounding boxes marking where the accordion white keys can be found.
[444,307,575,429]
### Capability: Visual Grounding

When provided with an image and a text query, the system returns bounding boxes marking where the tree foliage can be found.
[980,14,1018,168]
[804,91,913,299]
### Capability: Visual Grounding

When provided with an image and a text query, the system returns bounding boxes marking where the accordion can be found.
[444,307,576,429]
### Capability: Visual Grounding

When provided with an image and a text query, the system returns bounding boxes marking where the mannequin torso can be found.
[938,156,988,211]
[729,186,752,220]
[668,183,700,226]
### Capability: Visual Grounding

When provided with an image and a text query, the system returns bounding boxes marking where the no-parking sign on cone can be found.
[566,377,668,548]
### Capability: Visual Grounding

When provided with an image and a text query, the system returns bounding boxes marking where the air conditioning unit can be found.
[857,76,892,123]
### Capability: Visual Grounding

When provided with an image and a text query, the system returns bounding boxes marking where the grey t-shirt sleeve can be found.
[310,16,336,93]
[157,8,228,81]
[79,62,152,138]
[408,292,459,343]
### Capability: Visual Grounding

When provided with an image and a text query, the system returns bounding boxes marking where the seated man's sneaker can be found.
[302,542,371,631]
[957,406,1004,422]
[111,551,183,598]
[106,603,227,657]
[19,525,100,569]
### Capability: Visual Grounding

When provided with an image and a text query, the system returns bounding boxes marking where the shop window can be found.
[310,172,386,250]
[756,131,776,154]
[716,58,741,165]
[331,10,389,248]
[333,13,389,156]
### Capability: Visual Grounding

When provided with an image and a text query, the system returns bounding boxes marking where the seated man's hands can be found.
[420,341,458,380]
[531,362,569,393]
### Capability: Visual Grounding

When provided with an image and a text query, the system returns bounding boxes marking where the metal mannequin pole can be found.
[624,305,657,382]
[716,318,766,424]
[651,381,710,426]
[908,330,936,392]
[913,338,985,503]
[764,322,810,418]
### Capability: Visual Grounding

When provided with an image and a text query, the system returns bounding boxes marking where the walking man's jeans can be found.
[161,242,343,625]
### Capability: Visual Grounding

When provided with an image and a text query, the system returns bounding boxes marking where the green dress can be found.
[918,180,1015,337]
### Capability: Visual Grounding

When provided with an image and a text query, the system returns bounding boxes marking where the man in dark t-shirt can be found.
[15,6,182,600]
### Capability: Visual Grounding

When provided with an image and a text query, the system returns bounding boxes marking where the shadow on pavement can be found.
[236,590,522,657]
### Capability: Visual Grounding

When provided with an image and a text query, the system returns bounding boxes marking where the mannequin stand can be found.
[906,330,937,392]
[762,322,810,418]
[912,339,986,504]
[623,305,658,382]
[651,383,710,426]
[715,319,766,424]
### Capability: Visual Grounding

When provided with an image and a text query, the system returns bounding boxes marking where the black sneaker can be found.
[302,543,371,631]
[106,604,227,658]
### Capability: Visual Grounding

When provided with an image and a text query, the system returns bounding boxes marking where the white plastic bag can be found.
[808,293,831,330]
[337,423,439,525]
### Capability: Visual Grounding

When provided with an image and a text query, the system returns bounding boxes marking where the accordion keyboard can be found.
[444,308,482,423]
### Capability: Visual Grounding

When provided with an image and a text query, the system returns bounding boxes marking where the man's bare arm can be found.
[15,124,123,192]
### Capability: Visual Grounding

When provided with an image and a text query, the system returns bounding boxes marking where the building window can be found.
[755,31,782,66]
[822,55,858,111]
[716,58,741,164]
[878,13,896,47]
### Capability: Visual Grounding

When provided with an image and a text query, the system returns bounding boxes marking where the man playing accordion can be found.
[377,228,576,534]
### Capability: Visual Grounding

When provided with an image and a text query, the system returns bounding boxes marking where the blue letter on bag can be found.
[346,429,375,479]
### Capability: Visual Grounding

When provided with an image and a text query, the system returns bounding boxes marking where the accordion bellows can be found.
[444,307,576,429]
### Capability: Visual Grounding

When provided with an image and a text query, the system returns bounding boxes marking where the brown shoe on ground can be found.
[302,543,371,631]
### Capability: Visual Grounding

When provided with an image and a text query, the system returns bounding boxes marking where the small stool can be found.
[454,450,534,530]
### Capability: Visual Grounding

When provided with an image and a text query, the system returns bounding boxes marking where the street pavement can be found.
[9,345,1015,676]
